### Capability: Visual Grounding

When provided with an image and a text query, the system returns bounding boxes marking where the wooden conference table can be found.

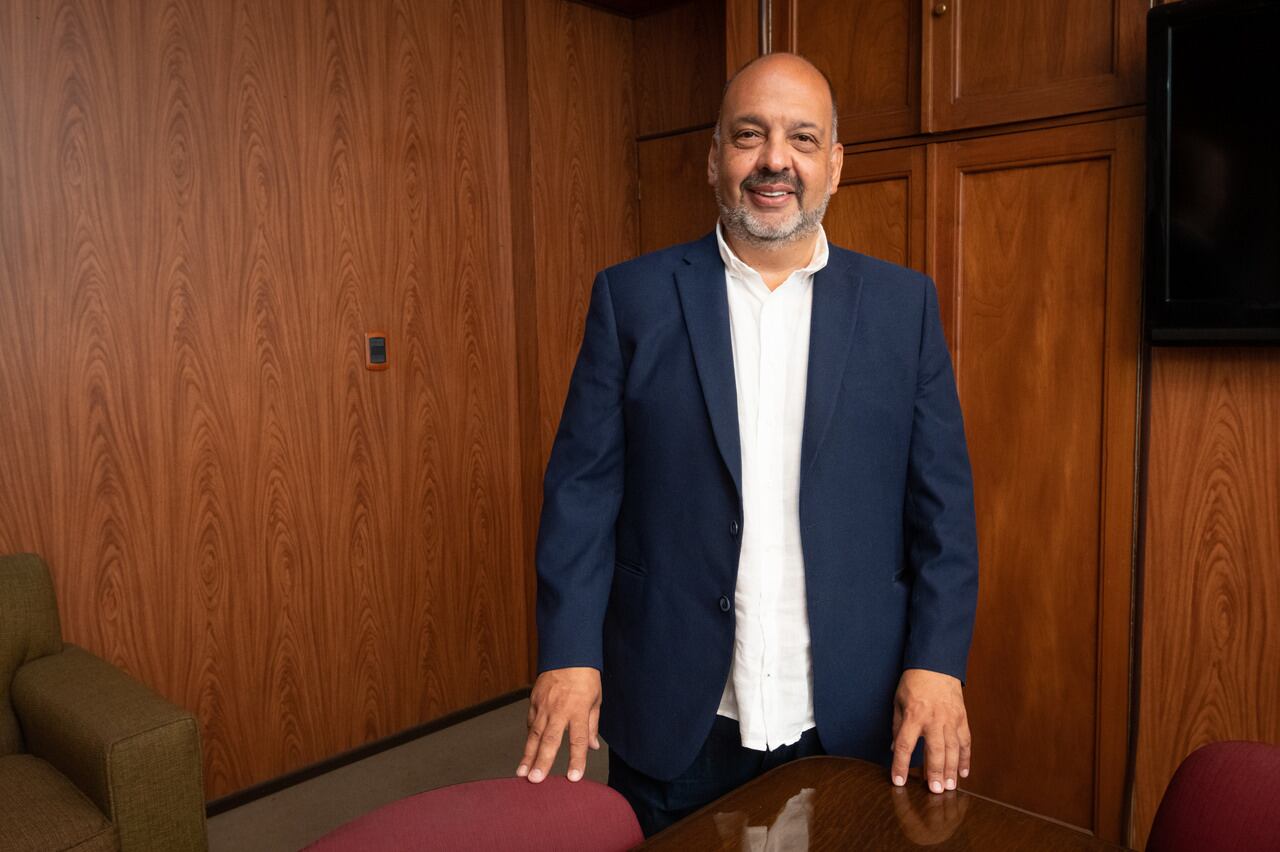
[636,757,1127,851]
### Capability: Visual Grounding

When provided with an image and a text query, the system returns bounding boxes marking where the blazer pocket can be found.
[614,557,648,578]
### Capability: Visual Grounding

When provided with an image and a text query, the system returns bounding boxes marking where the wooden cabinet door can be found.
[638,130,720,253]
[922,0,1147,131]
[822,145,926,271]
[634,0,726,137]
[929,119,1143,841]
[771,0,920,143]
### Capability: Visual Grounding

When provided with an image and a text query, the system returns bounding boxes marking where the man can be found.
[517,52,979,837]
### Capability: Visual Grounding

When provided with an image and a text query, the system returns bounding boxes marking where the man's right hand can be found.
[517,666,601,783]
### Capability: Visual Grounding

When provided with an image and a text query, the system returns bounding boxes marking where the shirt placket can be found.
[757,288,791,748]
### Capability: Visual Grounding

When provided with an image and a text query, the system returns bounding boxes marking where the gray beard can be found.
[716,184,830,248]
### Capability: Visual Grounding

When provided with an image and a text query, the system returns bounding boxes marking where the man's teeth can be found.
[758,190,788,197]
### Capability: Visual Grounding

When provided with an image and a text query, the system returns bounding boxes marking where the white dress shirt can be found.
[715,222,828,751]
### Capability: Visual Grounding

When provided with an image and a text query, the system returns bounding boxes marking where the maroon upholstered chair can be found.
[303,776,642,852]
[1147,740,1280,852]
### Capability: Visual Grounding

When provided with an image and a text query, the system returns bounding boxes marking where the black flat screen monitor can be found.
[1146,0,1280,343]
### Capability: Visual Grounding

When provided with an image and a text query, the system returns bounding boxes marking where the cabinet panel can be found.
[638,129,720,253]
[822,145,926,271]
[930,119,1143,840]
[924,0,1146,131]
[773,0,920,142]
[726,0,761,74]
[634,0,726,136]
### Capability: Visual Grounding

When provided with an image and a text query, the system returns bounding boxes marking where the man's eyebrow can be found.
[727,115,825,134]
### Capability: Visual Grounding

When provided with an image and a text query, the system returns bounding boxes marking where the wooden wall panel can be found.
[638,130,720,254]
[822,145,925,271]
[931,120,1143,838]
[0,0,526,799]
[1131,348,1280,849]
[772,0,920,142]
[524,0,639,472]
[514,0,638,674]
[634,0,725,136]
[724,0,760,75]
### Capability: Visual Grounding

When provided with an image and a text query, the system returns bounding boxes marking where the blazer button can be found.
[719,595,731,612]
[729,520,740,536]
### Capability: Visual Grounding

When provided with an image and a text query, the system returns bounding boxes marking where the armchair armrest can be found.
[11,644,207,852]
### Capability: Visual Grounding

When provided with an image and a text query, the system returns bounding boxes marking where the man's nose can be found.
[759,134,789,173]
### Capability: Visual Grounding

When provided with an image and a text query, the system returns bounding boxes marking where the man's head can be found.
[708,53,843,250]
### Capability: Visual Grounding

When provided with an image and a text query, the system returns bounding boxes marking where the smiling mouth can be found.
[745,185,797,208]
[742,174,801,207]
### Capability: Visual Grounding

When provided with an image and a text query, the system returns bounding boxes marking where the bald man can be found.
[518,53,979,836]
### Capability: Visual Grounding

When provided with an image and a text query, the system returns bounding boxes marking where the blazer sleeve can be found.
[901,278,980,682]
[534,270,627,673]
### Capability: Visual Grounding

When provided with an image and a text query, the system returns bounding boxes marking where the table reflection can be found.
[890,784,969,845]
[712,787,815,850]
[639,757,1125,851]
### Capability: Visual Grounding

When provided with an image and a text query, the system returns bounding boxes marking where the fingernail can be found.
[893,775,905,786]
[529,769,543,782]
[960,769,969,778]
[568,769,582,782]
[931,780,943,793]
[516,765,528,777]
[946,778,956,790]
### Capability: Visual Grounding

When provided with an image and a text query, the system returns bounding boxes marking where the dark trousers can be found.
[608,715,825,838]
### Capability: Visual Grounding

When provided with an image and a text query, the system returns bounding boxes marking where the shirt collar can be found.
[715,221,830,281]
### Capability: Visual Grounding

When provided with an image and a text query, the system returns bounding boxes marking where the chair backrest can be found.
[304,776,643,852]
[1147,740,1280,852]
[0,553,65,756]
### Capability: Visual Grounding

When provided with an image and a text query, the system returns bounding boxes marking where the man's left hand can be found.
[890,668,971,794]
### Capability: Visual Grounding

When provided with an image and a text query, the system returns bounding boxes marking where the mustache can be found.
[741,170,802,194]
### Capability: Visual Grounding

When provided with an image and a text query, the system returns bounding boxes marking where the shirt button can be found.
[729,520,740,536]
[719,595,731,612]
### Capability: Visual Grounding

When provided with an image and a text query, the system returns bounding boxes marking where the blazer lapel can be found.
[801,257,863,480]
[674,237,742,499]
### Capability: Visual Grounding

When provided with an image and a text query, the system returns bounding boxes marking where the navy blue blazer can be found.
[535,233,978,781]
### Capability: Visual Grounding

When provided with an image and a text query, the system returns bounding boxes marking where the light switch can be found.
[366,332,388,371]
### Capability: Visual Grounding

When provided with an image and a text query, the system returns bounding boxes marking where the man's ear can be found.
[707,142,718,187]
[828,141,844,195]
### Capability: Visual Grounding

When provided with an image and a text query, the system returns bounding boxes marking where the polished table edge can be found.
[634,755,1131,850]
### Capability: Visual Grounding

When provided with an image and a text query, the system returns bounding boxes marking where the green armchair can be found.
[0,553,207,851]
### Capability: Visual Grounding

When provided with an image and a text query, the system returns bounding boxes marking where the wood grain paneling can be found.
[524,0,639,470]
[1131,348,1280,849]
[923,0,1146,132]
[0,0,526,799]
[822,145,925,271]
[507,0,639,678]
[634,0,725,136]
[930,119,1143,839]
[771,0,920,143]
[638,129,720,254]
[724,0,760,76]
[575,0,691,14]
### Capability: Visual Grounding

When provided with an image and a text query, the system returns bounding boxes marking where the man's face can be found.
[709,56,843,247]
